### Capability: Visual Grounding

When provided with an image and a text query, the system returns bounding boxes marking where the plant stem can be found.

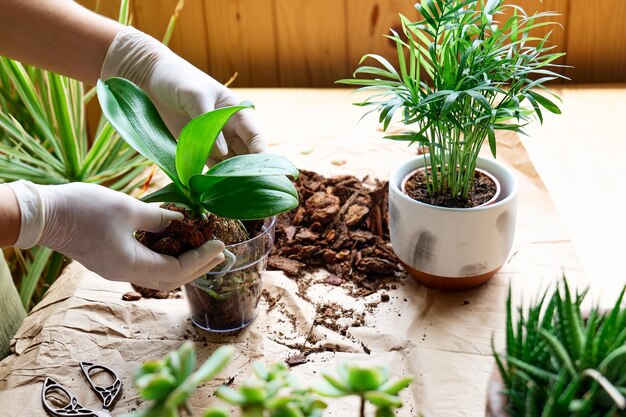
[360,396,365,417]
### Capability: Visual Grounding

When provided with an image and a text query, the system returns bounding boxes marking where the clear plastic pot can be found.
[183,217,275,332]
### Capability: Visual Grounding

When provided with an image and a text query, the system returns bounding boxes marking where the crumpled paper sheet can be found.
[0,89,589,417]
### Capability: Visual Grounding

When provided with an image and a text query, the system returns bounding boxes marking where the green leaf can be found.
[537,328,576,376]
[487,125,496,157]
[312,381,348,398]
[216,386,247,404]
[527,91,562,114]
[380,377,413,395]
[141,182,193,207]
[97,78,179,185]
[204,154,299,178]
[135,372,177,400]
[19,246,54,309]
[199,176,299,220]
[346,366,389,392]
[204,408,229,417]
[176,105,251,186]
[364,391,403,408]
[165,345,234,409]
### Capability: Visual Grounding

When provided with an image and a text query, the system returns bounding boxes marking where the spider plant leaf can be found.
[199,176,298,220]
[97,77,180,186]
[176,105,251,187]
[202,154,299,178]
[19,246,54,309]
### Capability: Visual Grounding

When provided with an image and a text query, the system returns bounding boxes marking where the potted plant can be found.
[487,280,626,417]
[339,0,565,290]
[97,77,299,332]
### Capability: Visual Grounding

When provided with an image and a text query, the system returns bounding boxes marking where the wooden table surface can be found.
[1,86,621,417]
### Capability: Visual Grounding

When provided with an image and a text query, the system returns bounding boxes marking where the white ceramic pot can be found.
[389,155,519,290]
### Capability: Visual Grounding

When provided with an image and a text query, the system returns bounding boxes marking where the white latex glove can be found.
[6,181,225,291]
[101,26,267,165]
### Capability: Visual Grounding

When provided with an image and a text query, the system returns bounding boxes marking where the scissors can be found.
[41,361,122,417]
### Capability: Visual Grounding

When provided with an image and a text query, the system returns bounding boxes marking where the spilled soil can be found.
[268,170,404,297]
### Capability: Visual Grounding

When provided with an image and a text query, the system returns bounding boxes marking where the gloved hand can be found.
[101,26,267,165]
[6,181,225,291]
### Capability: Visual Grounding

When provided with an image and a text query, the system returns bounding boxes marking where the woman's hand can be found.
[101,27,267,165]
[6,181,225,291]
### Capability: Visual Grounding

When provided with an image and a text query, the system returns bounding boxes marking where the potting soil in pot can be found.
[403,168,497,208]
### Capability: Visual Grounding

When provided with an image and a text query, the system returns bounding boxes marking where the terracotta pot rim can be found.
[400,166,501,208]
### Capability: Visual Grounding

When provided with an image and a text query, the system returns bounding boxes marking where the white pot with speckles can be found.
[389,155,519,290]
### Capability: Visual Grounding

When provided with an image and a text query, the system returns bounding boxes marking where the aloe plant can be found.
[97,77,298,221]
[340,0,566,203]
[494,279,626,416]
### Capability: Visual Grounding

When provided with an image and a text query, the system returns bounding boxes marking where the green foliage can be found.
[0,0,147,310]
[313,363,413,417]
[128,343,234,417]
[495,279,626,416]
[97,77,299,220]
[128,344,417,417]
[212,362,327,417]
[339,0,565,201]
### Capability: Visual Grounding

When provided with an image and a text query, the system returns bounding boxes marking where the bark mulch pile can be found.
[268,170,404,298]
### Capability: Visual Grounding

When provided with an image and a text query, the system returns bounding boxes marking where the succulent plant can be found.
[495,279,626,416]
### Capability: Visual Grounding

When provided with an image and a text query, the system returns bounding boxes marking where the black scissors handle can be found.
[41,363,121,417]
[41,377,96,416]
[80,362,122,409]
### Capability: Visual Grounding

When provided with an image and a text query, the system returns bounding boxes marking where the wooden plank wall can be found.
[79,0,626,87]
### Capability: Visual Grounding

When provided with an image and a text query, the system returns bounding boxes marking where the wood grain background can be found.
[79,0,626,86]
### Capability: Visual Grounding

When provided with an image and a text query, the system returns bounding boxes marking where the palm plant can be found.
[494,280,626,416]
[340,0,566,202]
[0,0,175,309]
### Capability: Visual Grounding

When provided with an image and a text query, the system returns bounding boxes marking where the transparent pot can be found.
[184,217,275,332]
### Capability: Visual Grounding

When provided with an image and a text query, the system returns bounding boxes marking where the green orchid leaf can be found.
[176,105,251,186]
[199,176,298,220]
[96,78,180,185]
[204,153,299,178]
[141,182,192,206]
